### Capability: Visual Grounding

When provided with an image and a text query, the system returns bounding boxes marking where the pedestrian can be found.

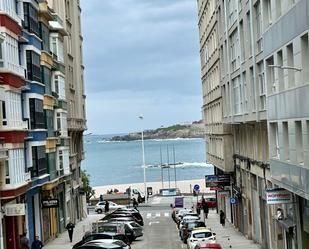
[20,232,30,249]
[133,198,138,210]
[220,210,226,227]
[202,199,209,219]
[31,235,43,249]
[66,221,75,242]
[105,200,110,213]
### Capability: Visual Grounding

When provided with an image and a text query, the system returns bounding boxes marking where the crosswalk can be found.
[145,212,170,219]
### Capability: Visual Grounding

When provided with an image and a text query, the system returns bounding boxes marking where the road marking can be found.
[155,212,160,217]
[164,212,169,217]
[149,221,160,226]
[146,213,152,218]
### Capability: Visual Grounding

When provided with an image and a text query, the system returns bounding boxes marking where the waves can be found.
[134,162,213,169]
[86,137,203,144]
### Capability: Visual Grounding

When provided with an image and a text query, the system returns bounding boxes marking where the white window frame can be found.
[52,72,66,100]
[50,33,64,63]
[55,110,68,137]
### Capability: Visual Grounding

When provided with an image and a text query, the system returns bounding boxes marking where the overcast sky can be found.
[81,0,202,134]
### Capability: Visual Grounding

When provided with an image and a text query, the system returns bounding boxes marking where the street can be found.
[45,196,261,249]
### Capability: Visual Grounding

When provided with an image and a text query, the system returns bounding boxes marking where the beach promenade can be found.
[93,178,212,198]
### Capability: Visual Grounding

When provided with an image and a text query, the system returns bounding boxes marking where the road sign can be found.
[193,184,200,191]
[230,197,237,205]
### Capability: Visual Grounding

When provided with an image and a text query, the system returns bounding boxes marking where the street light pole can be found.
[139,116,147,203]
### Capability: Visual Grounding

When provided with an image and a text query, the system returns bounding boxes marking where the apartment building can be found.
[197,0,309,248]
[264,0,309,248]
[0,0,86,248]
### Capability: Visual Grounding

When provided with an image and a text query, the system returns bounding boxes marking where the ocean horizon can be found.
[82,135,213,187]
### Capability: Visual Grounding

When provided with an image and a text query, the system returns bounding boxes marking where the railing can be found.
[0,60,26,78]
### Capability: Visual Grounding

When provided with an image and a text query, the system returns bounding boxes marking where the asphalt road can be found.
[132,205,185,249]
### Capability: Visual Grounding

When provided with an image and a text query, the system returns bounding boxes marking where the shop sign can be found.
[205,174,230,188]
[5,204,26,216]
[42,199,59,208]
[266,188,292,204]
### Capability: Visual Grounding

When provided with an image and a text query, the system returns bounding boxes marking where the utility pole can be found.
[173,145,177,188]
[167,145,170,188]
[160,145,163,188]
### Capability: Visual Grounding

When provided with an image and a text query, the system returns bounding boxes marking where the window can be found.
[45,109,54,135]
[230,29,240,72]
[5,159,10,184]
[26,50,41,82]
[301,33,309,83]
[41,66,52,94]
[29,98,44,129]
[50,35,64,63]
[255,1,263,53]
[23,3,39,37]
[276,0,281,18]
[40,22,50,52]
[2,35,20,72]
[266,56,275,94]
[269,123,279,158]
[246,12,252,56]
[31,146,47,177]
[7,149,25,185]
[242,72,248,112]
[287,43,295,88]
[4,91,23,128]
[258,62,266,110]
[56,111,68,137]
[283,122,289,161]
[240,21,245,62]
[250,67,256,110]
[263,0,272,28]
[228,0,237,27]
[277,50,284,91]
[233,76,241,114]
[53,74,66,100]
[295,121,304,164]
[2,101,6,126]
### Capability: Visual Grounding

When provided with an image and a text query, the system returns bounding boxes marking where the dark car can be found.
[109,221,143,239]
[112,211,144,226]
[75,239,129,249]
[92,223,135,242]
[107,213,144,226]
[72,232,130,249]
[180,220,206,242]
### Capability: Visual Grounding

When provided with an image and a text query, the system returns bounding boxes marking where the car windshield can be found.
[193,232,213,238]
[97,226,117,233]
[130,222,140,228]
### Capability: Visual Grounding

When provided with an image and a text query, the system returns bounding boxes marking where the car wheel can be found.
[97,209,102,214]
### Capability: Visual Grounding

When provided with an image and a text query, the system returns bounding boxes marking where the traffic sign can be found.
[193,184,200,191]
[230,197,237,204]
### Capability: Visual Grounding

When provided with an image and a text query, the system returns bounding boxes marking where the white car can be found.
[186,229,216,249]
[95,201,126,213]
[176,208,193,220]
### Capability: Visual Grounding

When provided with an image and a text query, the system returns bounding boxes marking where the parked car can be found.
[113,210,144,226]
[179,216,200,230]
[186,229,216,249]
[107,213,143,226]
[180,220,206,242]
[109,221,143,240]
[91,222,135,242]
[194,243,222,249]
[95,201,126,214]
[197,197,217,209]
[72,232,130,249]
[75,239,129,249]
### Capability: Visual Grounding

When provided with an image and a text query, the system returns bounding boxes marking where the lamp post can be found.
[138,116,147,203]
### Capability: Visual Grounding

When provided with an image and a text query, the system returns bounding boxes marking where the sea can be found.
[82,135,214,187]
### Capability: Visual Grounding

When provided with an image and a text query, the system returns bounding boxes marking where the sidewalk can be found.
[203,210,261,249]
[44,213,101,249]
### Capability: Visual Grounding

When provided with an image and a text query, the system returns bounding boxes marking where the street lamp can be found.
[138,116,147,203]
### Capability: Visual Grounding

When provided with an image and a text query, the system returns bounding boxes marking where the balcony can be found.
[68,118,87,131]
[38,1,53,21]
[0,60,26,78]
[49,14,68,36]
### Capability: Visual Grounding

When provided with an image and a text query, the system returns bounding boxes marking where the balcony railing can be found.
[0,60,26,78]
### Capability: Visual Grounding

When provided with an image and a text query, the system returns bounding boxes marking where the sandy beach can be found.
[93,178,214,198]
